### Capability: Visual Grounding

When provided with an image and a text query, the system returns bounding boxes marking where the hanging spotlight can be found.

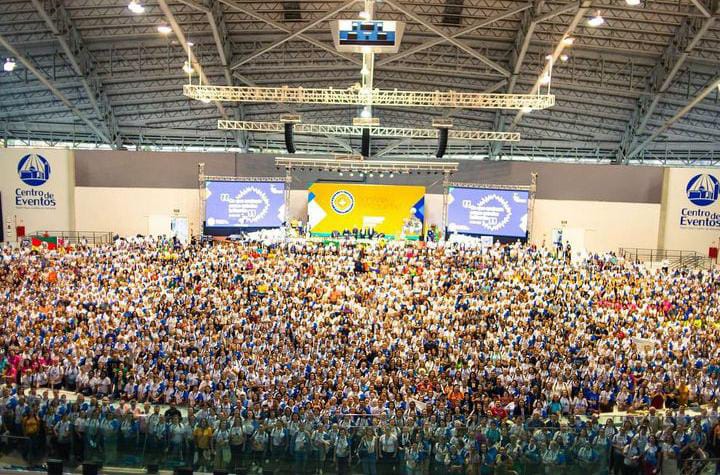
[128,0,145,14]
[560,54,569,62]
[3,58,16,72]
[369,173,374,177]
[625,0,641,5]
[379,173,384,178]
[545,54,553,61]
[360,106,372,118]
[359,10,370,19]
[521,106,533,114]
[562,36,575,46]
[157,24,172,35]
[187,41,194,47]
[349,172,354,177]
[339,171,344,176]
[540,73,551,85]
[587,11,605,27]
[182,61,194,74]
[200,97,211,104]
[389,173,394,178]
[360,65,369,76]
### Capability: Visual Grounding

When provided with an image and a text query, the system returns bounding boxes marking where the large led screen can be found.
[205,181,285,228]
[447,187,529,238]
[308,183,425,239]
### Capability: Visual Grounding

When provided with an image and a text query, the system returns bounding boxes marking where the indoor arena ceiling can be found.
[0,0,719,164]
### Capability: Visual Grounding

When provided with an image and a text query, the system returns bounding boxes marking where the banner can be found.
[447,187,529,238]
[307,183,425,239]
[0,148,75,238]
[205,181,285,228]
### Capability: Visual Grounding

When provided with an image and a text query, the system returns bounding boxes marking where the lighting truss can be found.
[203,176,286,183]
[275,157,459,174]
[186,85,555,110]
[218,120,521,142]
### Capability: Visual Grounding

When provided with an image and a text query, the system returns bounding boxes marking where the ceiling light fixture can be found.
[200,97,211,104]
[545,54,553,61]
[157,24,172,35]
[3,58,16,72]
[625,0,641,5]
[560,54,569,62]
[521,106,533,114]
[182,61,194,74]
[587,11,605,27]
[128,0,145,14]
[562,36,575,46]
[540,73,551,85]
[359,10,370,20]
[360,106,372,118]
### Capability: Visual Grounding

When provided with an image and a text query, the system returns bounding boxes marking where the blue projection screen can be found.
[205,181,285,228]
[447,187,529,238]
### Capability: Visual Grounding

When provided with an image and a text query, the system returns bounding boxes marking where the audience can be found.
[0,237,719,474]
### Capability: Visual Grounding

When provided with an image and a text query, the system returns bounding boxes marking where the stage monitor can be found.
[308,183,425,239]
[205,181,285,228]
[447,187,529,238]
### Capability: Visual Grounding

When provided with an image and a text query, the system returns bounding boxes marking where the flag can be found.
[31,236,58,251]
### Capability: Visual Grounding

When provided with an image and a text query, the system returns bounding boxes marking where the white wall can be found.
[74,187,201,237]
[530,199,662,253]
[1,148,75,241]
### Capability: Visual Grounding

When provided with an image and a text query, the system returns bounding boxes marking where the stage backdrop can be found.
[308,183,425,239]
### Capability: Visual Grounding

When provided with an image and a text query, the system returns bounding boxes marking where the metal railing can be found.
[618,248,715,269]
[32,231,114,246]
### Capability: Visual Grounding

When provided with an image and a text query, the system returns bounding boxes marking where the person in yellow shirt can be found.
[193,419,214,471]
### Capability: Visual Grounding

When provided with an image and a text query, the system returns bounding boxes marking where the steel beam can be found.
[614,5,718,163]
[628,76,720,158]
[489,0,550,159]
[218,0,361,67]
[30,0,122,148]
[0,33,109,143]
[156,0,230,125]
[230,0,360,70]
[376,4,532,68]
[383,0,511,77]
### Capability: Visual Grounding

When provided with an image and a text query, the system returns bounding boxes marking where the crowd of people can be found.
[0,237,719,474]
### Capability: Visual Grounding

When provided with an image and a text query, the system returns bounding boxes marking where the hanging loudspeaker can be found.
[436,128,449,158]
[284,122,296,154]
[361,128,371,157]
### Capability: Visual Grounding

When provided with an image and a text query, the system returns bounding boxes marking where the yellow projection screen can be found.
[307,183,426,239]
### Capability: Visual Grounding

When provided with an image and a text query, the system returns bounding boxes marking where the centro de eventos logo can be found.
[330,190,355,214]
[686,174,719,207]
[18,154,51,186]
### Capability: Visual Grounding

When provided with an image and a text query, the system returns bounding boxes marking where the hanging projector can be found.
[332,20,405,53]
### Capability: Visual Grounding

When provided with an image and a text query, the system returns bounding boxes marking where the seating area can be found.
[1,238,719,474]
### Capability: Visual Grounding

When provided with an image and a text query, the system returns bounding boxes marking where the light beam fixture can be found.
[157,24,172,34]
[3,58,16,72]
[128,0,145,14]
[587,11,605,27]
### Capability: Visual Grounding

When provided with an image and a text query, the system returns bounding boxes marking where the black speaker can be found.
[47,459,63,475]
[436,128,449,158]
[174,467,192,475]
[284,122,296,154]
[82,462,99,475]
[361,128,371,157]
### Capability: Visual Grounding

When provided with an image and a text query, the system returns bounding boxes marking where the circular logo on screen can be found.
[476,194,512,232]
[686,174,719,207]
[331,190,355,214]
[17,154,51,186]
